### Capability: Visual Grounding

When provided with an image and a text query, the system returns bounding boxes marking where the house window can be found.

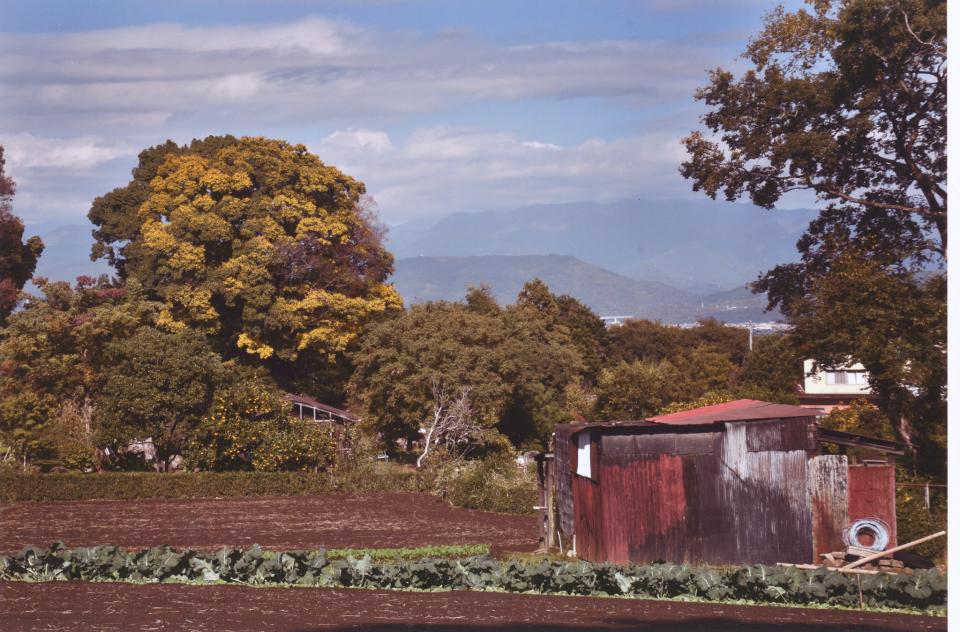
[826,370,868,386]
[576,432,592,478]
[826,371,848,385]
[849,371,868,385]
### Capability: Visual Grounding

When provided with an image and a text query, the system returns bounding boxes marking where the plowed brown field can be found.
[0,582,944,632]
[0,493,539,554]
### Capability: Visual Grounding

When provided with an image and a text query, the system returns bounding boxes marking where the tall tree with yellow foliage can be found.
[89,136,401,389]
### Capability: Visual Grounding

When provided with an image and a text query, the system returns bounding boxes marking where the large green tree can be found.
[97,327,224,471]
[0,278,159,467]
[681,0,945,473]
[88,136,401,392]
[0,146,43,326]
[348,300,514,449]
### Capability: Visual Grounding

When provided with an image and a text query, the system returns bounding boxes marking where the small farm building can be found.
[545,399,902,565]
[284,393,360,425]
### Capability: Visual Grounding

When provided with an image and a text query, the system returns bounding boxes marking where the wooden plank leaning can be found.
[840,531,947,571]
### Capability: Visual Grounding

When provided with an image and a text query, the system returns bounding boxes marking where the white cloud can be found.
[1,133,133,170]
[0,17,724,131]
[315,126,692,223]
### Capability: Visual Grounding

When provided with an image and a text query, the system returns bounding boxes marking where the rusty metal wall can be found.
[848,465,897,547]
[572,474,602,559]
[571,420,819,565]
[596,454,691,564]
[808,455,849,559]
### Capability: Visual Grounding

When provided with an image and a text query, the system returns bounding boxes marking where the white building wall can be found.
[803,359,872,395]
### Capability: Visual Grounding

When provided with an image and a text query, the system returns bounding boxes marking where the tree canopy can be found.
[88,136,402,387]
[0,146,43,326]
[681,0,946,473]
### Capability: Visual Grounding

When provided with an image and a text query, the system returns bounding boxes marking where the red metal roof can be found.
[647,399,822,426]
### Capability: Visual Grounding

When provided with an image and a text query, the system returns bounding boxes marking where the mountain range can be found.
[387,198,816,294]
[24,197,813,323]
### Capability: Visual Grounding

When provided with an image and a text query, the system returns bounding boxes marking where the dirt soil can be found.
[0,582,945,632]
[0,493,539,555]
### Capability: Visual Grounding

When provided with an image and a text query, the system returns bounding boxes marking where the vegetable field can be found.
[0,582,945,632]
[0,493,538,555]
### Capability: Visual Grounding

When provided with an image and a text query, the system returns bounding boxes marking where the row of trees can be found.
[0,136,398,472]
[0,0,946,477]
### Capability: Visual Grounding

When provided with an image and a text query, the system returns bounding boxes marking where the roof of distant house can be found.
[283,393,360,423]
[647,399,822,426]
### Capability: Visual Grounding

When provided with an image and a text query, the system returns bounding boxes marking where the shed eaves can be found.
[647,399,822,425]
[283,393,360,423]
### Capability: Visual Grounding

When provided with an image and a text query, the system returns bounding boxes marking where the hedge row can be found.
[0,543,946,612]
[0,467,416,503]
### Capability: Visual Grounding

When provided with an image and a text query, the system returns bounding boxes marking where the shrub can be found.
[421,453,537,515]
[896,472,947,562]
[0,468,416,503]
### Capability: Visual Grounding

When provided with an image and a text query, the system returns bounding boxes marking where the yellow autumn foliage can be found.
[113,136,400,365]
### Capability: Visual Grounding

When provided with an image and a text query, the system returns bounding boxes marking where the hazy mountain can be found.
[392,255,779,323]
[387,199,816,292]
[31,225,112,286]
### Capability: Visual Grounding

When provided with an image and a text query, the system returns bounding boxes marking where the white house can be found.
[798,360,874,413]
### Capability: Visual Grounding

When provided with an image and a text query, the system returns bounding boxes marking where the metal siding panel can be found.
[745,420,783,452]
[780,417,819,451]
[848,465,897,547]
[590,455,689,564]
[718,422,813,564]
[572,475,601,560]
[808,455,849,559]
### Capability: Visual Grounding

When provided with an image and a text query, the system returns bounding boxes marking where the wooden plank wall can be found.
[808,455,849,559]
[554,427,575,539]
[848,464,897,547]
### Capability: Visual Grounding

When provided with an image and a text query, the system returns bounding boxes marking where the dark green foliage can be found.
[0,544,945,612]
[0,468,416,503]
[350,279,595,451]
[96,328,223,471]
[681,0,946,475]
[738,333,803,396]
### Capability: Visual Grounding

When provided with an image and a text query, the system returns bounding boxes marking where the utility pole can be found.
[748,321,753,352]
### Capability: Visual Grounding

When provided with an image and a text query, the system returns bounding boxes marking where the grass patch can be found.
[327,544,490,560]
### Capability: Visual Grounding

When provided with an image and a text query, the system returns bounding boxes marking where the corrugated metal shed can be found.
[550,400,899,566]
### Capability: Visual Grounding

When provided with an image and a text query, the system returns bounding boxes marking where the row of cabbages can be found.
[0,543,945,611]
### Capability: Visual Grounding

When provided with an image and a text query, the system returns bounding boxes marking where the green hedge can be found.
[0,543,945,613]
[0,465,416,503]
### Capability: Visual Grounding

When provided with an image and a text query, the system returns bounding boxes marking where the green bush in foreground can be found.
[0,543,945,613]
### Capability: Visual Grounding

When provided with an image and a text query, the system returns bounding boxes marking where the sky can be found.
[1,0,807,230]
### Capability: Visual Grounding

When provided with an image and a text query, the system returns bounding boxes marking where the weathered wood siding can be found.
[848,465,897,547]
[808,455,849,559]
[554,426,575,539]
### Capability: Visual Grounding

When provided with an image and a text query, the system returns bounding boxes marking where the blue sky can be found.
[1,0,806,228]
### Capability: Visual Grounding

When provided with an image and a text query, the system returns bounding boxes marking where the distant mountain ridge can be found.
[392,254,777,323]
[387,198,816,293]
